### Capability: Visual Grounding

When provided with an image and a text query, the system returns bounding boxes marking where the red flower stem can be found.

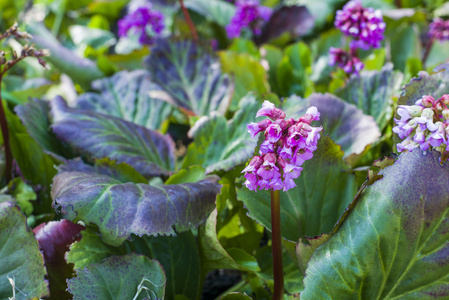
[179,0,199,42]
[0,71,12,183]
[271,189,284,300]
[422,37,434,69]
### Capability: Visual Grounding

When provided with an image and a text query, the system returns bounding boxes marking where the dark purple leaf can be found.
[255,6,314,46]
[50,96,175,177]
[51,164,222,246]
[145,39,233,116]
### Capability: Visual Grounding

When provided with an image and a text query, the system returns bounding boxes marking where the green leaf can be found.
[51,163,222,246]
[275,42,312,97]
[9,177,36,216]
[283,94,381,164]
[237,136,357,242]
[182,94,260,173]
[0,202,48,299]
[302,150,449,299]
[50,96,175,177]
[388,23,421,71]
[334,63,403,131]
[184,0,235,27]
[199,209,260,275]
[229,38,260,60]
[165,165,206,185]
[68,253,165,300]
[219,51,270,111]
[221,292,253,299]
[69,25,116,51]
[77,70,173,131]
[145,39,233,116]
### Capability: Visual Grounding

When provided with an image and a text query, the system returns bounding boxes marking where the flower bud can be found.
[422,95,434,108]
[443,109,449,120]
[422,108,434,119]
[440,94,449,105]
[409,105,423,117]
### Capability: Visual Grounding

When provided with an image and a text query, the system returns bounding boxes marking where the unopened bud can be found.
[34,49,50,57]
[409,105,423,117]
[439,94,449,105]
[436,102,445,111]
[422,108,434,119]
[422,95,434,108]
[443,109,449,120]
[38,58,47,69]
[11,50,17,60]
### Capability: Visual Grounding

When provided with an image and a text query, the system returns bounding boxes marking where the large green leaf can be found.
[0,202,48,300]
[76,70,173,130]
[284,94,381,163]
[145,39,232,116]
[237,136,357,242]
[184,0,235,27]
[334,63,403,131]
[398,63,449,106]
[219,51,270,111]
[50,96,175,177]
[51,162,222,246]
[67,253,165,300]
[302,150,449,299]
[182,94,260,173]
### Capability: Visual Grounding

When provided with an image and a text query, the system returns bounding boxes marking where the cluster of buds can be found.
[0,22,32,41]
[393,94,449,162]
[330,0,385,75]
[118,5,164,45]
[243,101,322,192]
[428,18,449,41]
[328,47,364,75]
[226,0,272,39]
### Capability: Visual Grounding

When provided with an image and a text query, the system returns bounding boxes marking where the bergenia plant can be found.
[330,0,385,75]
[226,0,272,39]
[118,4,165,45]
[243,100,322,299]
[394,94,449,162]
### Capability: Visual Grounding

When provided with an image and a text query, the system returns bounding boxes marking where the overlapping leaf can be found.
[51,161,222,246]
[284,93,381,161]
[398,63,449,106]
[0,202,48,300]
[182,94,260,173]
[145,39,232,116]
[76,70,172,130]
[302,150,449,299]
[237,137,357,242]
[184,0,235,27]
[67,254,165,300]
[50,96,175,177]
[335,63,403,130]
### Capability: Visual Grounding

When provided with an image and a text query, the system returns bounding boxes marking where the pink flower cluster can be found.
[329,47,364,75]
[226,0,272,39]
[429,18,449,41]
[393,94,449,162]
[243,101,322,192]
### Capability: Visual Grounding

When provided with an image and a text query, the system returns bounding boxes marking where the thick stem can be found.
[179,0,199,42]
[0,74,12,183]
[422,37,434,69]
[271,189,284,300]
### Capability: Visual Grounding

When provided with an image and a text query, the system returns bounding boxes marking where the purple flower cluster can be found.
[243,101,322,192]
[429,18,449,41]
[226,0,272,39]
[118,5,164,45]
[393,94,449,162]
[329,47,364,75]
[334,0,386,50]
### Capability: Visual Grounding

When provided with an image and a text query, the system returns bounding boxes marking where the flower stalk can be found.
[271,189,283,300]
[179,0,199,42]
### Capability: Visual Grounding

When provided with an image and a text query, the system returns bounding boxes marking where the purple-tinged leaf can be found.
[182,94,259,174]
[302,150,449,299]
[284,94,381,165]
[255,6,314,46]
[67,253,165,300]
[0,202,48,299]
[50,96,175,177]
[145,39,233,116]
[76,70,173,130]
[51,164,222,246]
[33,220,85,299]
[398,63,449,106]
[334,63,403,131]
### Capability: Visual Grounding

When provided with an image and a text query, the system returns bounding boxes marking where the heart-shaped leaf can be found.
[67,253,165,300]
[183,94,260,173]
[50,96,175,177]
[284,94,381,162]
[145,39,232,116]
[51,162,222,246]
[76,70,173,130]
[302,150,449,299]
[334,63,403,131]
[0,202,48,300]
[237,136,357,242]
